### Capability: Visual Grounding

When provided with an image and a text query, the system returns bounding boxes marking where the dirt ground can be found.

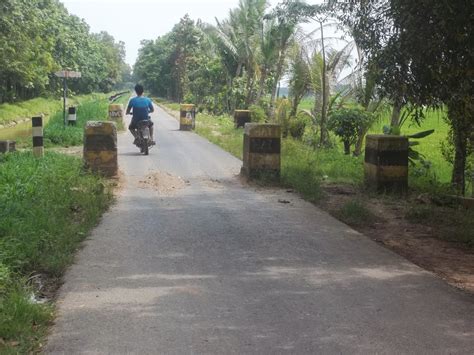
[138,170,190,195]
[318,184,474,294]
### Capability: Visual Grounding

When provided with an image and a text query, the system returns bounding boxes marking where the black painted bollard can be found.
[0,140,16,153]
[242,123,281,180]
[364,135,409,193]
[83,121,118,177]
[32,116,44,158]
[68,106,77,126]
[234,110,251,128]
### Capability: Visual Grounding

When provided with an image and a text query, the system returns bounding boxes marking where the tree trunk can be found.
[448,101,469,195]
[319,21,329,147]
[390,99,403,129]
[256,68,267,103]
[343,140,351,155]
[353,126,369,156]
[269,52,286,120]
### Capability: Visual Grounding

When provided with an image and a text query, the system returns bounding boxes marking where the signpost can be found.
[55,71,81,127]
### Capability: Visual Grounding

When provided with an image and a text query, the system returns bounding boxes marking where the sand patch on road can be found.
[139,170,189,195]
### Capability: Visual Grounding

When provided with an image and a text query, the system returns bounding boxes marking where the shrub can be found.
[328,108,373,155]
[249,104,267,123]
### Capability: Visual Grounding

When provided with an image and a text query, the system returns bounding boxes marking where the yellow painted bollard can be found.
[242,123,281,180]
[108,104,124,125]
[83,121,118,177]
[32,116,44,158]
[180,104,196,131]
[234,110,251,129]
[364,135,409,193]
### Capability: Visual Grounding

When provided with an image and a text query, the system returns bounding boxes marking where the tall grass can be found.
[44,95,109,146]
[0,98,62,125]
[195,113,243,159]
[0,151,112,352]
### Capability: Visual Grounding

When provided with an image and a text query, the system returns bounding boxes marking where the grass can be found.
[195,113,244,159]
[406,204,474,245]
[0,98,62,126]
[299,98,453,186]
[43,94,109,147]
[0,151,112,353]
[334,199,379,226]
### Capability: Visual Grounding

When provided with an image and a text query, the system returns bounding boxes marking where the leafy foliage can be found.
[328,108,373,154]
[0,0,130,103]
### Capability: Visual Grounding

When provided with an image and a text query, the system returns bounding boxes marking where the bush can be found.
[249,104,267,123]
[328,108,373,155]
[287,112,310,139]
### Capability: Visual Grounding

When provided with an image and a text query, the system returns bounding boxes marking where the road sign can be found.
[54,70,82,126]
[55,70,82,78]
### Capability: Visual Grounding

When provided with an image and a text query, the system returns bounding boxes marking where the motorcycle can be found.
[135,120,153,155]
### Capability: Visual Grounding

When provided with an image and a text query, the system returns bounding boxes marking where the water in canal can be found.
[0,116,51,141]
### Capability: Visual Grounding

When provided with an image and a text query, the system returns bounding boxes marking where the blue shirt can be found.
[127,96,154,122]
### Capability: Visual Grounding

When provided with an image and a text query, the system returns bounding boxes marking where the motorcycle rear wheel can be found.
[143,139,149,155]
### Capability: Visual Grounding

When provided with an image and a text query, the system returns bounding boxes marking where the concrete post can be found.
[108,104,124,125]
[234,110,251,129]
[364,135,409,193]
[0,140,16,153]
[242,123,281,179]
[83,121,118,177]
[180,104,196,131]
[32,116,44,158]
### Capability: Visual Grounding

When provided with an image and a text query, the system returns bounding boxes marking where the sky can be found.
[62,0,322,66]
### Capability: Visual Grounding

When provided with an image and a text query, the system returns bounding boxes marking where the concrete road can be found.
[46,106,474,354]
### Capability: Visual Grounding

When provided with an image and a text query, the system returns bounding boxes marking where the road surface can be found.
[46,106,474,354]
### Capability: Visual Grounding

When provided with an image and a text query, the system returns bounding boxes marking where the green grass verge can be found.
[406,203,474,245]
[0,98,62,126]
[43,94,109,147]
[334,199,379,227]
[299,98,453,185]
[0,152,112,353]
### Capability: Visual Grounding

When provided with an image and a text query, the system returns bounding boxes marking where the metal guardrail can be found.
[108,91,130,103]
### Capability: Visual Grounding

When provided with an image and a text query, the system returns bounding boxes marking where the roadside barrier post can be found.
[242,123,281,180]
[68,106,77,126]
[0,140,16,153]
[364,135,409,193]
[234,110,251,129]
[108,104,124,125]
[180,104,196,131]
[32,116,44,158]
[83,121,118,177]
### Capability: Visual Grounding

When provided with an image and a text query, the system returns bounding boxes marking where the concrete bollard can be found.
[242,123,281,179]
[180,104,196,131]
[68,106,77,126]
[234,110,251,128]
[0,140,16,153]
[108,104,124,125]
[83,121,118,177]
[364,135,409,193]
[32,116,44,158]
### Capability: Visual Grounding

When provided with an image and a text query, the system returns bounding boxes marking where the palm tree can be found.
[301,31,354,146]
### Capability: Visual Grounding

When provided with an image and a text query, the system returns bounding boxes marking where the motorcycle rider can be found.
[126,84,155,145]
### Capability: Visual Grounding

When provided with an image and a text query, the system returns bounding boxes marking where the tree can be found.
[331,0,473,193]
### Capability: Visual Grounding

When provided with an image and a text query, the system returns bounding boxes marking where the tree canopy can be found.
[0,0,130,103]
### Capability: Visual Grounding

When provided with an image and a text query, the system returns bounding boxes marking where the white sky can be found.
[62,0,323,66]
